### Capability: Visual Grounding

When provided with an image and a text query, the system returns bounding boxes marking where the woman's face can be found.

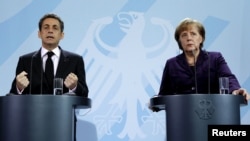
[179,24,203,52]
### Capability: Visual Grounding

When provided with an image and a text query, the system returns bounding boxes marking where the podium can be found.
[149,94,246,141]
[0,94,91,141]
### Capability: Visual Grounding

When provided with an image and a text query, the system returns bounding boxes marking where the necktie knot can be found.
[47,51,54,58]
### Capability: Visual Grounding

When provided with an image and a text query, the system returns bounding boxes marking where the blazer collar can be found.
[176,50,209,74]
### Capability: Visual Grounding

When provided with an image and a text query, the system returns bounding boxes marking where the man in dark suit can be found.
[10,13,88,96]
[9,13,89,141]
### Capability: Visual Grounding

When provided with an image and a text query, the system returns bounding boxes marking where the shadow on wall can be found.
[77,120,98,141]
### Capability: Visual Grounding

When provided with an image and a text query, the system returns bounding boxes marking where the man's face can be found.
[38,18,64,50]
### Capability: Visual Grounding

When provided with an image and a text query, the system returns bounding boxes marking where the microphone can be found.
[192,49,198,94]
[205,50,211,94]
[29,52,37,94]
[40,56,44,95]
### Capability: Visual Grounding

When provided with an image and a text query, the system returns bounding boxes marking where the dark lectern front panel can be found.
[0,94,91,141]
[150,94,246,141]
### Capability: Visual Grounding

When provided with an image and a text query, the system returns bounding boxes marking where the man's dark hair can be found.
[38,13,64,32]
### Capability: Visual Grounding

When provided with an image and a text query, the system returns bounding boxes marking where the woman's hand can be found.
[232,88,250,102]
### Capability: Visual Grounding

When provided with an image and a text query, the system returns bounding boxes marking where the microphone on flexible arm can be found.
[205,50,211,94]
[29,52,37,94]
[192,49,198,94]
[40,55,44,95]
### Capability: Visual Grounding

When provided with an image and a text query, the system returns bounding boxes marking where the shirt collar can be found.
[41,46,60,58]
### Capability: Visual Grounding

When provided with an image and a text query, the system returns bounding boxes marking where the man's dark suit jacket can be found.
[9,47,88,97]
[158,50,241,95]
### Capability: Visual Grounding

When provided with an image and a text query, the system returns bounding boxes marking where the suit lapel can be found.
[56,49,69,78]
[33,50,43,80]
[31,50,51,93]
